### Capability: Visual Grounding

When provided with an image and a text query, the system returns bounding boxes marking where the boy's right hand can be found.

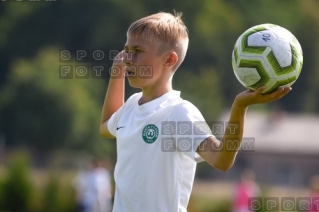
[110,51,125,78]
[100,51,126,138]
[113,50,125,66]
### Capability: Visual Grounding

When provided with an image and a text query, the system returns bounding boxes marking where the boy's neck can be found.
[139,84,173,105]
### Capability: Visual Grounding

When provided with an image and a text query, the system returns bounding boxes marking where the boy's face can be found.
[123,36,170,88]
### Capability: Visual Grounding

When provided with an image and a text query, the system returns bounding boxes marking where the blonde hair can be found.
[127,12,189,70]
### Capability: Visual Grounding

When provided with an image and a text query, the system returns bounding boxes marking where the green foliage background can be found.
[0,0,318,162]
[0,1,318,211]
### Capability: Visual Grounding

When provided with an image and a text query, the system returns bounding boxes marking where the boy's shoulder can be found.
[123,91,202,117]
[172,98,199,110]
[124,92,142,106]
[170,98,205,120]
[120,92,206,122]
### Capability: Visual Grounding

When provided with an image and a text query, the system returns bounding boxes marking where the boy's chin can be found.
[127,79,143,88]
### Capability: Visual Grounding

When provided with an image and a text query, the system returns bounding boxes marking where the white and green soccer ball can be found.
[232,24,303,94]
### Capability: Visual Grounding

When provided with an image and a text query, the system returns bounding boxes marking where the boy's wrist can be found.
[109,64,125,79]
[112,50,125,66]
[232,98,249,111]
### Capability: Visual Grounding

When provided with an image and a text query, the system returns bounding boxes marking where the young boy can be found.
[100,12,291,212]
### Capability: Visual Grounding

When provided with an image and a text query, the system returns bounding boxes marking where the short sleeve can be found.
[170,101,214,162]
[107,93,141,137]
[107,104,126,137]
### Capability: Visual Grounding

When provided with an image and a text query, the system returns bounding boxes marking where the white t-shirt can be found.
[107,90,213,212]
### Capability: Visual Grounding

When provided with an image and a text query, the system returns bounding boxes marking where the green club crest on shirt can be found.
[142,124,159,144]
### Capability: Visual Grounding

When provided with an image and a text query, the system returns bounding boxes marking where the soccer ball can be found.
[231,24,303,94]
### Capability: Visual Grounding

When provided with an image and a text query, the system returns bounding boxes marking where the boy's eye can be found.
[124,49,141,54]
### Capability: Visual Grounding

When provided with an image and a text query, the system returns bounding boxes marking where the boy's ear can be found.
[163,52,178,68]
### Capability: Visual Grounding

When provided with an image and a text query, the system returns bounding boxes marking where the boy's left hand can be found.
[234,86,292,108]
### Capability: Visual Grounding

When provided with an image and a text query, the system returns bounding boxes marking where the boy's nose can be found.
[123,51,135,65]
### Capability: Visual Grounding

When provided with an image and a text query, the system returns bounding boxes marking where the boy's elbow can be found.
[99,124,115,138]
[214,164,233,172]
[99,126,107,137]
[208,160,234,172]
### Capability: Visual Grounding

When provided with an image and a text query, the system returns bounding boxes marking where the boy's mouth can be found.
[125,66,136,77]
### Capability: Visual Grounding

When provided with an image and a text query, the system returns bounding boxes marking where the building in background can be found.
[201,110,319,188]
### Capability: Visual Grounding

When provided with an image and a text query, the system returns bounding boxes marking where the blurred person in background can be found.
[232,169,261,212]
[73,158,112,212]
[309,175,319,212]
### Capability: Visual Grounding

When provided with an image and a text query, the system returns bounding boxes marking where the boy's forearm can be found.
[100,65,125,124]
[214,101,248,170]
[224,100,248,143]
[207,87,291,171]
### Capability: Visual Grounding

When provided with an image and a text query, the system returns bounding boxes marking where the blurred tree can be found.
[0,47,114,155]
[0,0,318,113]
[0,0,318,154]
[0,152,32,211]
[42,176,62,212]
[299,0,319,113]
[174,68,223,121]
[191,0,245,105]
